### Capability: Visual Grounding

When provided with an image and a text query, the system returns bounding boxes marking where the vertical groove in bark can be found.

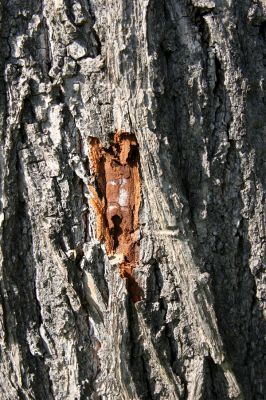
[0,0,265,399]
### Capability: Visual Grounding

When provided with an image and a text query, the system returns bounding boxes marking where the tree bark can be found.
[0,0,265,399]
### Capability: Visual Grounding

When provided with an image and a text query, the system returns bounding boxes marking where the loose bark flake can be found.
[0,0,265,399]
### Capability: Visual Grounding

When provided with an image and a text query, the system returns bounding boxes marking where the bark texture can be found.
[0,0,265,399]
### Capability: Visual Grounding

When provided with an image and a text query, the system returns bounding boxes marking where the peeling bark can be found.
[88,131,142,302]
[0,0,265,399]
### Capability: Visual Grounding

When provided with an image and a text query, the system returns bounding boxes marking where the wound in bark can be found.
[88,131,142,302]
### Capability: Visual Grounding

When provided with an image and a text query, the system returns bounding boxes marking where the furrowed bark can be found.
[0,0,265,399]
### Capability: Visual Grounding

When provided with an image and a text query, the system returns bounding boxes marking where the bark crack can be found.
[88,131,142,302]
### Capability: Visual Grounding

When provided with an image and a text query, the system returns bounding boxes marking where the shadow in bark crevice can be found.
[1,132,54,399]
[125,299,154,400]
[124,259,184,399]
[146,1,266,399]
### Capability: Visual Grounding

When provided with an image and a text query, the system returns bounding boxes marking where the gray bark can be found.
[0,0,265,399]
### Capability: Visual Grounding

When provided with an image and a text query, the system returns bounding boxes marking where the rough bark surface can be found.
[0,0,265,399]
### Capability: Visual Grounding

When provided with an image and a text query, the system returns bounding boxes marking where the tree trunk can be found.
[0,0,265,399]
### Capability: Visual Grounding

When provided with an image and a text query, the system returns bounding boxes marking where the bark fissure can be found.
[0,0,265,398]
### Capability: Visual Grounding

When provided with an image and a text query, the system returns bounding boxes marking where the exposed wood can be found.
[0,0,265,399]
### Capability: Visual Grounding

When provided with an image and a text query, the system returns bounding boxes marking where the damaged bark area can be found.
[1,0,265,397]
[88,131,142,302]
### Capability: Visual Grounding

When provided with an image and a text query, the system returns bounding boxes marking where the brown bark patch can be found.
[88,131,142,302]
